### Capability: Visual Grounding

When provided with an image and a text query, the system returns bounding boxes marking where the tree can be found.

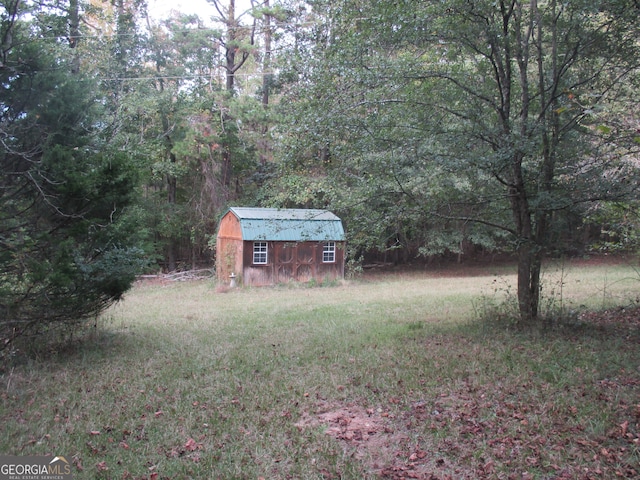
[205,0,258,191]
[141,10,231,270]
[88,1,277,271]
[77,2,225,272]
[421,0,639,321]
[276,0,640,322]
[0,0,146,353]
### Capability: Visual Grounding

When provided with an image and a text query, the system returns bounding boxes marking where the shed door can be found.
[275,242,295,283]
[295,243,316,282]
[273,242,317,283]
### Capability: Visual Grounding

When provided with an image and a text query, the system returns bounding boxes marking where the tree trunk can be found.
[166,153,178,272]
[68,0,80,73]
[221,147,232,188]
[517,243,542,324]
[222,0,236,190]
[216,0,256,193]
[262,0,271,107]
[509,150,539,323]
[259,0,271,165]
[225,0,236,93]
[511,1,542,324]
[517,244,534,322]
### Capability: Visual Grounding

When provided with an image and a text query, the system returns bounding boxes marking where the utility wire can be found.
[98,72,279,81]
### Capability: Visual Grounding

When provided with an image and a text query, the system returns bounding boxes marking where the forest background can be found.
[1,0,640,346]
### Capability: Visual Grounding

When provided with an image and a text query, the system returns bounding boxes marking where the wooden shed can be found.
[216,207,346,286]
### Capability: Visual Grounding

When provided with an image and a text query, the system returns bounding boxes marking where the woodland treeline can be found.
[1,0,639,343]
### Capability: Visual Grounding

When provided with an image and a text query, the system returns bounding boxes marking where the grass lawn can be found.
[1,258,639,479]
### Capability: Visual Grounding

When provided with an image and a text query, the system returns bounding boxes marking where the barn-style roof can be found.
[228,207,345,242]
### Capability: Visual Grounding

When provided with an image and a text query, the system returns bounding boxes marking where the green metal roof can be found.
[229,207,345,242]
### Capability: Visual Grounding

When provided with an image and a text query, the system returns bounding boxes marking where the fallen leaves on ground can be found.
[297,307,640,479]
[163,437,204,462]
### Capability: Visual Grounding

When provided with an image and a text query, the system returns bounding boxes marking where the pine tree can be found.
[0,0,146,355]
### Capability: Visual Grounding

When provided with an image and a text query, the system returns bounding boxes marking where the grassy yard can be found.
[1,259,639,479]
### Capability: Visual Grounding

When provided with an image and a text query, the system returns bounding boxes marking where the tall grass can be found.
[1,260,639,479]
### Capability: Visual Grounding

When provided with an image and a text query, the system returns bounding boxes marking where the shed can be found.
[216,207,346,286]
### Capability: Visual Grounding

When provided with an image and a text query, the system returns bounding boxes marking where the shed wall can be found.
[216,212,244,282]
[216,209,346,286]
[242,241,345,286]
[217,212,242,240]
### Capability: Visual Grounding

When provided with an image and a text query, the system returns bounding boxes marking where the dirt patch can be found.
[295,402,406,469]
[296,401,470,479]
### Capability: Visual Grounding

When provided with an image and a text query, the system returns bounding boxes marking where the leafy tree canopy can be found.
[273,0,640,321]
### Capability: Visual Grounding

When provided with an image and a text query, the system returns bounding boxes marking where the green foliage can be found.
[587,202,640,254]
[98,8,268,270]
[273,0,640,321]
[0,1,148,354]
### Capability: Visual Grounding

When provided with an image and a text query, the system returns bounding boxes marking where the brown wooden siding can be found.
[241,240,345,286]
[216,210,345,286]
[217,212,242,240]
[216,212,244,282]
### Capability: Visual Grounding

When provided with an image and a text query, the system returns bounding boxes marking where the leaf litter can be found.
[296,307,640,479]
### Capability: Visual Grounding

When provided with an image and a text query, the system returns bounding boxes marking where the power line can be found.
[23,20,324,42]
[98,71,279,81]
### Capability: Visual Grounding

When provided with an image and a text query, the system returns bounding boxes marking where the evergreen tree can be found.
[0,0,146,353]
